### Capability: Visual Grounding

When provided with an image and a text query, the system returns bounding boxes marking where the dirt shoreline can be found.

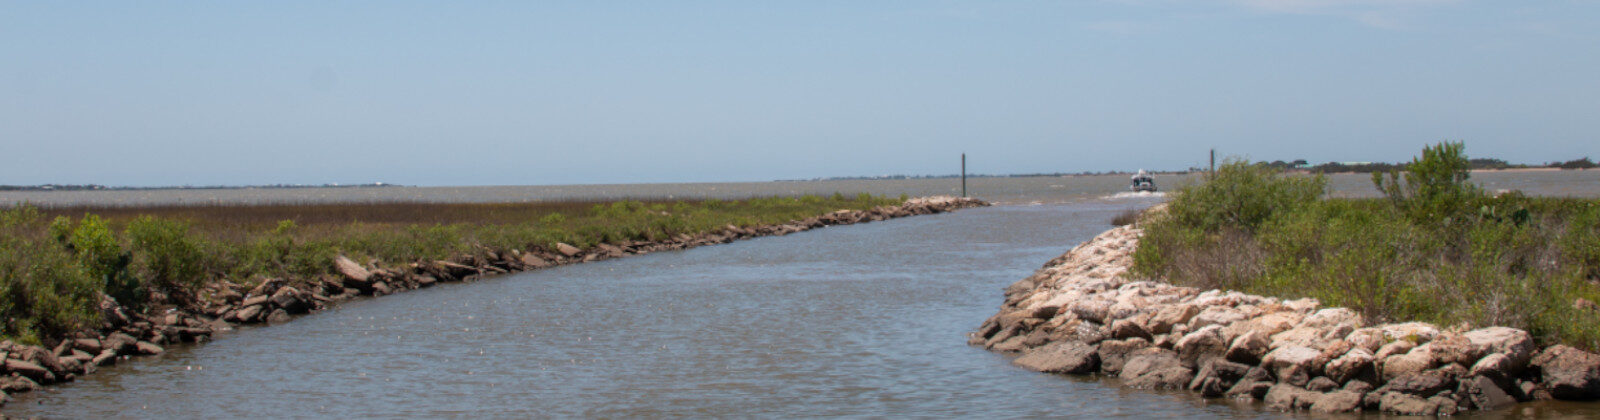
[0,196,988,408]
[972,222,1600,415]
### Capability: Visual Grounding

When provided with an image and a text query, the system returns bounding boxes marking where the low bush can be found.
[0,207,104,344]
[126,216,211,300]
[1134,143,1600,350]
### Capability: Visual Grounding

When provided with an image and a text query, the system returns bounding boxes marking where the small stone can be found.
[1307,376,1339,392]
[1310,390,1364,413]
[1379,392,1439,416]
[266,308,292,324]
[554,243,582,257]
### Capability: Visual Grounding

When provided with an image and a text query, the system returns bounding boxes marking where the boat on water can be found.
[1130,170,1157,192]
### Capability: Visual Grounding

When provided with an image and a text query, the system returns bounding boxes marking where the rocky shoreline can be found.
[971,222,1600,415]
[0,196,988,407]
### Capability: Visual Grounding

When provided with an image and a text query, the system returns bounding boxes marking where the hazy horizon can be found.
[5,1,1598,187]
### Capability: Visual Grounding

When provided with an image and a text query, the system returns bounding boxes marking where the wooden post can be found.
[961,153,967,198]
[1209,148,1216,178]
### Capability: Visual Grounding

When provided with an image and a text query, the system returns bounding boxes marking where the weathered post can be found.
[961,153,967,198]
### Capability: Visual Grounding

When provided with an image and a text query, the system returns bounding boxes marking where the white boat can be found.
[1130,170,1157,192]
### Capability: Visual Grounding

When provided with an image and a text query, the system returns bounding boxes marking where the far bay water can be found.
[8,170,1600,208]
[6,172,1600,418]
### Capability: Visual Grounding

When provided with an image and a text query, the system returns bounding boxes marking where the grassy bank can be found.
[1132,142,1600,350]
[1,193,904,344]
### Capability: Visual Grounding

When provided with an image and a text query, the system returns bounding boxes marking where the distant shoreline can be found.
[0,183,401,192]
[6,166,1592,193]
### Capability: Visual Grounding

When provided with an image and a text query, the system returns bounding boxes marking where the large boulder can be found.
[227,304,265,323]
[1461,375,1517,410]
[1297,308,1364,338]
[134,341,164,355]
[1381,350,1438,382]
[1121,348,1183,379]
[1262,345,1322,379]
[1470,353,1515,382]
[1069,299,1114,324]
[1096,338,1151,376]
[1121,348,1193,390]
[334,256,372,288]
[1013,341,1100,374]
[1108,319,1152,341]
[1463,327,1535,370]
[239,294,269,308]
[270,286,309,314]
[1188,359,1251,398]
[1379,392,1443,416]
[71,338,103,355]
[1224,330,1270,364]
[3,359,55,384]
[1325,348,1376,384]
[1421,334,1484,367]
[1,375,39,394]
[1345,327,1387,353]
[1380,370,1458,398]
[554,243,582,258]
[1263,384,1323,411]
[520,253,552,268]
[103,332,138,355]
[1306,376,1339,392]
[1189,306,1247,330]
[1374,340,1416,361]
[1309,390,1364,413]
[1529,345,1600,400]
[1175,325,1229,367]
[1146,304,1199,334]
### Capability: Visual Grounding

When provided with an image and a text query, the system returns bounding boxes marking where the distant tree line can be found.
[1257,157,1596,173]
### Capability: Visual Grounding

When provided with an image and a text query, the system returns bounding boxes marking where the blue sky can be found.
[3,1,1597,186]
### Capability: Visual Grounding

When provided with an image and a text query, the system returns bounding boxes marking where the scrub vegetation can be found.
[0,194,903,343]
[1133,142,1600,350]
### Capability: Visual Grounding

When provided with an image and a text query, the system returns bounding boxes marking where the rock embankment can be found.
[971,223,1600,415]
[0,196,988,406]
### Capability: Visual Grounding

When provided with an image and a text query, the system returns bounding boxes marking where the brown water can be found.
[6,173,1600,418]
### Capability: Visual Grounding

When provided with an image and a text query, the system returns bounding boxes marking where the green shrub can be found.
[126,216,209,296]
[0,207,103,343]
[1373,141,1484,224]
[1167,160,1325,234]
[1135,144,1600,349]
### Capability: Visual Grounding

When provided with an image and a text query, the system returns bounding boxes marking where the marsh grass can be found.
[2,194,903,343]
[1133,145,1600,350]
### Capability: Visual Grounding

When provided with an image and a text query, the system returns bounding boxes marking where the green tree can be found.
[1372,141,1481,222]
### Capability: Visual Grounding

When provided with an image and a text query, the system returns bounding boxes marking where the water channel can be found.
[7,172,1600,417]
